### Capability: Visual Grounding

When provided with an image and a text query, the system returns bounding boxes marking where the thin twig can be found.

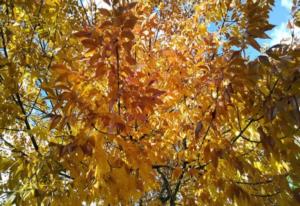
[79,0,92,26]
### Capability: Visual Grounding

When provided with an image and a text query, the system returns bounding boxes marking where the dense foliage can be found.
[1,0,300,205]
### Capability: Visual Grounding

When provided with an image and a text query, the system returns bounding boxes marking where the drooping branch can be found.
[156,167,172,203]
[116,43,121,116]
[231,115,263,144]
[0,134,28,157]
[170,162,187,206]
[14,93,40,152]
[0,26,40,153]
[79,0,92,26]
[250,191,280,198]
[235,179,273,186]
[0,28,8,58]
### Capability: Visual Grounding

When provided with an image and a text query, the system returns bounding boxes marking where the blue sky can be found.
[270,0,291,31]
[92,0,294,59]
[247,0,294,58]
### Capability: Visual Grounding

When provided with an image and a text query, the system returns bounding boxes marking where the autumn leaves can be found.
[2,0,300,205]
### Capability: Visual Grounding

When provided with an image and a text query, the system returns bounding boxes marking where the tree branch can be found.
[79,0,92,26]
[231,115,263,144]
[156,167,172,203]
[170,162,187,206]
[1,25,40,153]
[15,93,40,152]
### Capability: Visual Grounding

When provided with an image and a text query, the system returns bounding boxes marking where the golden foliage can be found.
[1,0,300,205]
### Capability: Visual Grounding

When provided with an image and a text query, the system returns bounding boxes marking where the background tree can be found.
[1,0,300,205]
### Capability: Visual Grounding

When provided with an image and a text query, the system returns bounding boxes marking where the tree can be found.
[1,0,300,205]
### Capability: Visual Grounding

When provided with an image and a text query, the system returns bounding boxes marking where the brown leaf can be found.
[100,20,113,28]
[81,39,97,49]
[99,8,111,16]
[126,2,137,10]
[73,31,92,38]
[248,37,261,51]
[122,42,133,53]
[104,0,111,6]
[121,30,135,40]
[195,121,203,139]
[112,0,118,6]
[50,115,62,130]
[60,142,77,156]
[123,17,138,29]
[258,55,272,67]
[80,142,93,156]
[248,30,270,39]
[95,62,106,78]
[125,55,136,65]
[263,24,275,31]
[258,127,275,153]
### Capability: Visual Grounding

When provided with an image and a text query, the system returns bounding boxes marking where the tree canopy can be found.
[1,0,300,205]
